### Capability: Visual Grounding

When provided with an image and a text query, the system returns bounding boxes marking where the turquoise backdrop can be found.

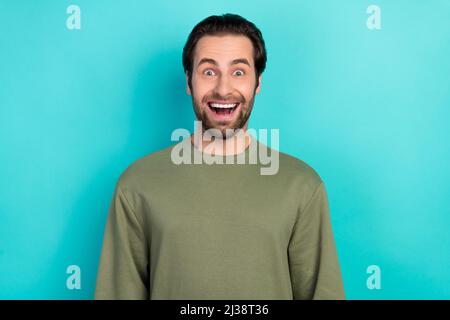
[0,0,449,299]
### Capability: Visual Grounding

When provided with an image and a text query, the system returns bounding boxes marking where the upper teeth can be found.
[210,103,238,109]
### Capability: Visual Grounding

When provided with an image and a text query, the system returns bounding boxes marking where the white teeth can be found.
[209,103,238,109]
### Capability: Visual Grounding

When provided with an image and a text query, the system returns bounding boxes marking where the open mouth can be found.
[207,102,240,115]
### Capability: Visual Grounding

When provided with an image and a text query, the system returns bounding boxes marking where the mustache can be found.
[202,92,245,104]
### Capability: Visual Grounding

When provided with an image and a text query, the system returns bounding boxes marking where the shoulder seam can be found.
[289,180,324,242]
[300,180,324,218]
[117,185,147,241]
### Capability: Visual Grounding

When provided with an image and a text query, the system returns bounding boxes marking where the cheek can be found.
[192,77,214,100]
[236,82,256,100]
[235,73,257,91]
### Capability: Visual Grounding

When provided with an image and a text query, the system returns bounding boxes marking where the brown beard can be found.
[191,89,256,139]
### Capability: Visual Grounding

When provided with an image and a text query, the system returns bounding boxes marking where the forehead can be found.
[193,34,254,66]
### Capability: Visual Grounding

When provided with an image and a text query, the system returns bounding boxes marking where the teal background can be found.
[1,0,449,299]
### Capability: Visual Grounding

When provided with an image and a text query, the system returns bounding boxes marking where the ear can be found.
[255,74,262,94]
[186,72,191,95]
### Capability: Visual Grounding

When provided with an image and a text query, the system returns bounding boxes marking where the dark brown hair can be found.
[182,13,267,90]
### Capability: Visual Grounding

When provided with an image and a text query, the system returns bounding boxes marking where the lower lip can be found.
[206,103,240,122]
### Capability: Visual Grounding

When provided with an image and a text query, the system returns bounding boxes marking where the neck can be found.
[190,125,252,156]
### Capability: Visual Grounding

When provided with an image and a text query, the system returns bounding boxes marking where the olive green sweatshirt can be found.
[94,137,345,300]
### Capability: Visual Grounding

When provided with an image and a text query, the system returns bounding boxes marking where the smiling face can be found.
[187,34,262,139]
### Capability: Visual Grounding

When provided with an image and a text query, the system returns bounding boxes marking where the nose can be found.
[215,74,233,98]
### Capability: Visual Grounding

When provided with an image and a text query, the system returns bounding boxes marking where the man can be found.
[94,13,345,300]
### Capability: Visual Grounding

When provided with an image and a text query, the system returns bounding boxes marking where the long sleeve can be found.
[288,181,345,300]
[94,184,150,299]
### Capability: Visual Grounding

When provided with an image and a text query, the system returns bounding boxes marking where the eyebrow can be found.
[197,57,251,68]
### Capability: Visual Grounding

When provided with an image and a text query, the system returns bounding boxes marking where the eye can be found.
[233,69,245,76]
[203,69,216,76]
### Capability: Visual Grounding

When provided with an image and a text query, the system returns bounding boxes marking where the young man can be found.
[94,13,345,300]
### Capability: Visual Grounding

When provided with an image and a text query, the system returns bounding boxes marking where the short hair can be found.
[182,13,267,89]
